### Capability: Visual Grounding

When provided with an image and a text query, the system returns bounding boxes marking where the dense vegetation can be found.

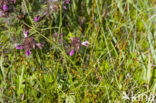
[0,0,156,102]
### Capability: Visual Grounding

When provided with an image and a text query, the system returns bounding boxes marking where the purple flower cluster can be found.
[16,30,43,56]
[3,4,8,11]
[63,0,70,10]
[1,0,16,11]
[69,37,89,56]
[16,31,89,56]
[64,0,70,4]
[0,0,16,17]
[0,1,88,57]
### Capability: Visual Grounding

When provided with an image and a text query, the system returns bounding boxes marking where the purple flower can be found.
[16,45,31,56]
[68,37,89,56]
[13,0,16,3]
[64,0,70,4]
[23,30,29,37]
[16,45,23,49]
[36,43,44,49]
[34,16,40,22]
[63,0,70,10]
[25,49,31,56]
[3,4,8,11]
[63,6,67,10]
[16,30,43,56]
[69,49,74,56]
[81,41,89,47]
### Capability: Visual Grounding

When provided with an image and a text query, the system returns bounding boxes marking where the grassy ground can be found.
[0,0,156,102]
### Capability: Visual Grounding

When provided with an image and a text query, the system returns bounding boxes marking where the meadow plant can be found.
[16,30,43,56]
[0,0,155,102]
